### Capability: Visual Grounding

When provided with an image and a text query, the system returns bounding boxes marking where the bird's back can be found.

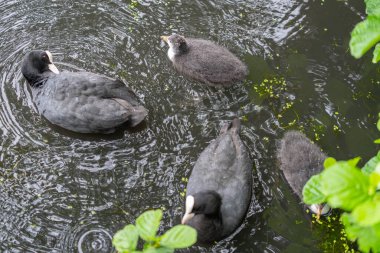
[278,131,327,198]
[174,39,248,86]
[32,72,146,133]
[41,72,140,102]
[187,119,252,237]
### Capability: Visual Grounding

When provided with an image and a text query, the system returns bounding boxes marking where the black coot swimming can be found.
[161,34,248,87]
[21,50,147,134]
[278,131,331,218]
[182,118,252,244]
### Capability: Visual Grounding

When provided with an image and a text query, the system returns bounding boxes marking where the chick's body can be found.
[278,131,327,199]
[162,34,248,87]
[172,38,247,86]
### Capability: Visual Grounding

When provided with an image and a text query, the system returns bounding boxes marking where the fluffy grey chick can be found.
[161,34,248,87]
[278,131,331,218]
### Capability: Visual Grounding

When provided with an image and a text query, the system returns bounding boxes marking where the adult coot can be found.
[161,34,248,87]
[278,131,331,218]
[21,50,147,133]
[182,118,252,244]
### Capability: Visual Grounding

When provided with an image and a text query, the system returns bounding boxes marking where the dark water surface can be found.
[0,0,379,252]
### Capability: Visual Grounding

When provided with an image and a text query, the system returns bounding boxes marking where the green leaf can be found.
[143,248,174,253]
[352,200,380,226]
[113,225,139,253]
[302,174,326,205]
[365,0,380,15]
[362,151,380,175]
[369,173,380,192]
[323,157,336,169]
[348,157,361,167]
[320,161,371,211]
[341,213,380,253]
[136,210,163,242]
[160,225,197,249]
[349,15,380,59]
[377,117,380,131]
[374,138,380,144]
[373,43,380,63]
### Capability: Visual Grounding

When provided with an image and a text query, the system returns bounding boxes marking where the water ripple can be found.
[0,0,376,252]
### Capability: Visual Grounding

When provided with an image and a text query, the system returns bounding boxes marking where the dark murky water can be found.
[0,0,379,252]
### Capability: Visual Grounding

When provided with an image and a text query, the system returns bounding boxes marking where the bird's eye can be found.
[41,53,49,61]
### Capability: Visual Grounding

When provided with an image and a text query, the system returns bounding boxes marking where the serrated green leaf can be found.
[369,173,380,192]
[143,247,174,253]
[374,138,380,144]
[136,210,163,242]
[348,157,361,167]
[349,15,380,59]
[365,0,380,15]
[341,213,380,253]
[373,43,380,63]
[302,174,326,205]
[362,151,380,175]
[160,225,197,249]
[352,200,380,226]
[321,162,371,211]
[324,157,336,169]
[113,224,139,253]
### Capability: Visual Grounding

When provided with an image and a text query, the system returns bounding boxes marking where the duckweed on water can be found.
[303,118,380,252]
[129,0,139,9]
[251,76,287,99]
[249,76,333,139]
[249,76,297,128]
[310,213,357,253]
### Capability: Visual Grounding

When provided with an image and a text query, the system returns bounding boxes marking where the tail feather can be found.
[220,117,241,135]
[129,106,148,127]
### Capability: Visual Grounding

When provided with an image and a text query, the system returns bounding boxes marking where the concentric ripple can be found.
[63,222,115,253]
[0,0,378,252]
[78,229,113,253]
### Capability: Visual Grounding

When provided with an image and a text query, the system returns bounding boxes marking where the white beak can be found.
[310,204,331,219]
[48,63,60,74]
[45,50,60,74]
[181,195,195,224]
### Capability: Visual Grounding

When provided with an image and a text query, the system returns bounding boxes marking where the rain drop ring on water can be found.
[77,229,113,253]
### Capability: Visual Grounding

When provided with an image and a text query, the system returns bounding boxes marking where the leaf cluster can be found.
[302,116,380,253]
[112,210,197,253]
[349,0,380,63]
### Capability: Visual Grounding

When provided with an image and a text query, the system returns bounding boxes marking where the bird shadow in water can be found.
[45,119,149,141]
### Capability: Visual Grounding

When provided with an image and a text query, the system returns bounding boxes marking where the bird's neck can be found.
[26,72,51,88]
[205,209,222,223]
[168,47,189,61]
[168,48,177,61]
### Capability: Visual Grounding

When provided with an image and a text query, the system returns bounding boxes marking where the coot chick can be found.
[161,34,248,87]
[21,50,147,133]
[182,118,252,244]
[278,131,331,218]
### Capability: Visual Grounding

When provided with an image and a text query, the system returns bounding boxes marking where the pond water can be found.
[0,0,379,252]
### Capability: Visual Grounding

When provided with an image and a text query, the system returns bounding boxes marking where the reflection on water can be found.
[0,0,379,252]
